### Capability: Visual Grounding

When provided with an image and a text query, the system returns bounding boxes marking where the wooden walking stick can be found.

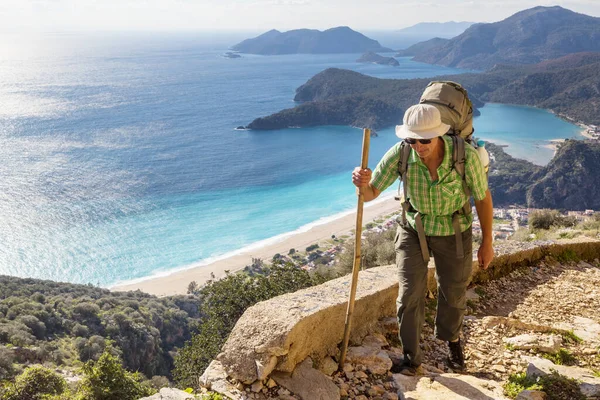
[339,128,370,368]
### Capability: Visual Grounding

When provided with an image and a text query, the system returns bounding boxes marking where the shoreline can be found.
[111,195,402,296]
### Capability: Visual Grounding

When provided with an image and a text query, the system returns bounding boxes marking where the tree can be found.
[77,349,155,400]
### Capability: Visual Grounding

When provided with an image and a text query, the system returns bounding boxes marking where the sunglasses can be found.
[404,138,432,145]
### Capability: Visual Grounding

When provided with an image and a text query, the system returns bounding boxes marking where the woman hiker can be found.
[352,103,494,375]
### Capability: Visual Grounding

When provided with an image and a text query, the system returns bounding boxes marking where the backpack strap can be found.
[397,142,430,264]
[450,135,472,216]
[450,135,473,259]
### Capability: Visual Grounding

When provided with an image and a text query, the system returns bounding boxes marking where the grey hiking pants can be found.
[395,223,473,366]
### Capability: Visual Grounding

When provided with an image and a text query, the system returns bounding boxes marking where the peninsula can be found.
[244,51,600,131]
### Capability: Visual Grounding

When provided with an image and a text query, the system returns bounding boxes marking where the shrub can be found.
[503,370,585,400]
[149,375,170,389]
[529,209,575,230]
[77,349,155,400]
[0,365,66,400]
[542,348,577,366]
[0,347,15,380]
[305,244,319,252]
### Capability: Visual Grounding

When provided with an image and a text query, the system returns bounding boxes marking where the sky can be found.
[1,0,599,33]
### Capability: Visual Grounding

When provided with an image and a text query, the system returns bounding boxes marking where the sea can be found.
[0,32,585,288]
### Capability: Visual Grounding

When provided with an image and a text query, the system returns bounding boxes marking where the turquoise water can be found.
[475,103,583,165]
[0,32,583,287]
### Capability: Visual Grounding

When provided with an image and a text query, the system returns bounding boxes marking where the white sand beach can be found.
[111,196,402,296]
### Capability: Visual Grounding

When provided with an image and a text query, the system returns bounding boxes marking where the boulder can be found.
[516,390,547,400]
[345,345,392,375]
[317,356,338,376]
[218,266,398,383]
[394,373,509,399]
[271,358,340,400]
[525,356,600,398]
[199,360,244,399]
[503,333,562,354]
[138,388,196,400]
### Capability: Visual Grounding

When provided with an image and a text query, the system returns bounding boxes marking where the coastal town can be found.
[277,206,600,273]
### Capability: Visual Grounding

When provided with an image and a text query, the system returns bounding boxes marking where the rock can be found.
[271,358,340,400]
[554,316,600,345]
[199,360,228,388]
[368,385,386,396]
[318,356,338,376]
[379,317,399,335]
[138,388,196,400]
[492,365,507,373]
[266,378,276,388]
[503,333,562,354]
[251,380,263,392]
[255,357,278,381]
[525,356,600,398]
[198,360,244,399]
[393,373,509,399]
[383,393,399,400]
[362,333,389,348]
[345,345,393,375]
[516,390,547,400]
[218,266,398,384]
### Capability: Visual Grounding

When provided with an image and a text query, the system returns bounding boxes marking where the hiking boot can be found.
[447,339,465,371]
[391,358,422,376]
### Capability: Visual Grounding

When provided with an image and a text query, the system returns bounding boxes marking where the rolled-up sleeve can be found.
[371,143,402,193]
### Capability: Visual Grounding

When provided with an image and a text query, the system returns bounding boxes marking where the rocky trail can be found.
[183,255,600,400]
[321,258,600,400]
[265,258,600,400]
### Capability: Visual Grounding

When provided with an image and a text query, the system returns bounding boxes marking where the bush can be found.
[150,375,170,389]
[0,365,66,400]
[0,347,15,380]
[77,349,155,400]
[503,370,585,400]
[305,244,319,252]
[529,209,575,230]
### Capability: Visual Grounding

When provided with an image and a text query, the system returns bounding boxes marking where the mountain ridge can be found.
[231,26,392,55]
[411,6,600,70]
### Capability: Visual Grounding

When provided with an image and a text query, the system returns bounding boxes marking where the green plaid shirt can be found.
[371,135,488,236]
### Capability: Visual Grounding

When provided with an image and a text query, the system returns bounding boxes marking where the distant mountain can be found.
[395,37,450,57]
[412,6,600,70]
[231,27,392,55]
[396,21,475,37]
[356,52,399,66]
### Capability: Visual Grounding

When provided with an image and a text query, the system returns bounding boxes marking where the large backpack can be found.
[420,81,474,142]
[396,81,475,263]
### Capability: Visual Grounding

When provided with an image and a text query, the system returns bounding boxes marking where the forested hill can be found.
[231,27,392,55]
[411,6,600,70]
[246,52,600,130]
[484,139,600,210]
[0,275,201,380]
[528,140,600,210]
